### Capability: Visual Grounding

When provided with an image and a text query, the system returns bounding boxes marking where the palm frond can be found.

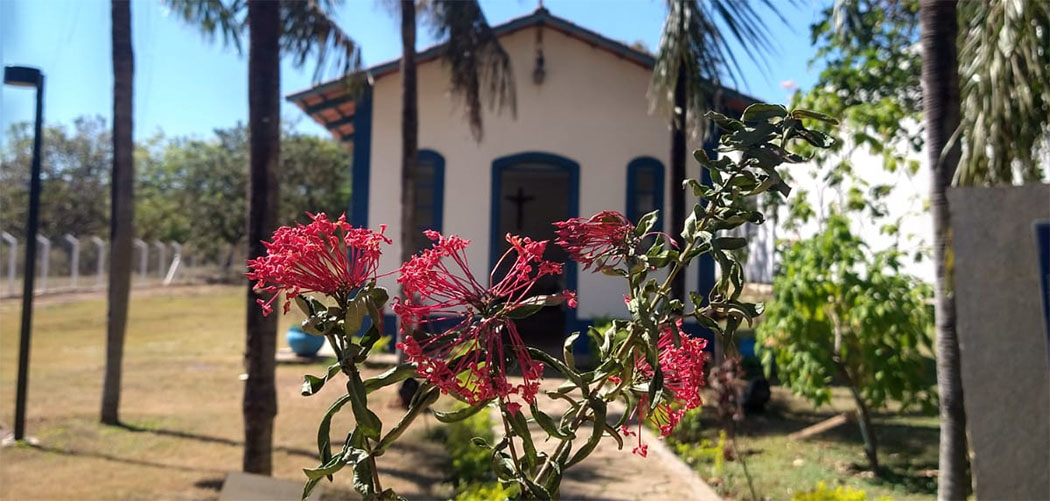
[953,0,1050,185]
[649,0,783,132]
[280,0,363,84]
[163,0,246,53]
[424,0,516,142]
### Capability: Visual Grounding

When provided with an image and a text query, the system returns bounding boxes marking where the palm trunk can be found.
[102,0,134,426]
[670,64,687,303]
[919,1,970,498]
[398,0,418,364]
[243,0,280,475]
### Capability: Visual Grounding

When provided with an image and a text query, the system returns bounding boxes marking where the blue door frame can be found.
[490,152,580,336]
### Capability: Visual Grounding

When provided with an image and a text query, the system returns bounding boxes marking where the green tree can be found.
[0,118,111,239]
[796,2,1049,493]
[758,214,936,473]
[167,0,360,474]
[649,0,782,303]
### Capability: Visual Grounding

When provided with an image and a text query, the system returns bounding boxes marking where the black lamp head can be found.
[4,66,42,88]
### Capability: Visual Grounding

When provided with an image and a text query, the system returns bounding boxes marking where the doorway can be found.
[490,152,579,351]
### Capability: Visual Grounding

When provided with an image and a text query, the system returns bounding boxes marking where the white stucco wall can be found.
[367,25,709,321]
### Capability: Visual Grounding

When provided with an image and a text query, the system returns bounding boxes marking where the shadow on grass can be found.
[114,421,317,459]
[29,442,220,474]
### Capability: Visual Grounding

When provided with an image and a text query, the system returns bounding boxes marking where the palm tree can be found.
[919,1,966,498]
[101,0,134,426]
[166,0,360,475]
[394,0,514,366]
[649,0,779,303]
[399,0,418,306]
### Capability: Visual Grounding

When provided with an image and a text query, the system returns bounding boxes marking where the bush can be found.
[432,405,519,500]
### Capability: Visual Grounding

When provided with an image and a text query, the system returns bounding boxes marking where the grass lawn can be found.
[0,285,446,500]
[670,386,940,500]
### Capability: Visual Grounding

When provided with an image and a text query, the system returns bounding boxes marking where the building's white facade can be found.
[289,9,757,339]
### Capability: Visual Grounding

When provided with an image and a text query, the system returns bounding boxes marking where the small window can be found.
[413,150,445,253]
[626,157,664,232]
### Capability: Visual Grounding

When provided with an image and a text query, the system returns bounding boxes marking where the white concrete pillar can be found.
[1,232,16,296]
[90,236,105,288]
[36,234,50,292]
[63,234,79,288]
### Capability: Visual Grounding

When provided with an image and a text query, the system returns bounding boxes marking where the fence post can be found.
[153,240,166,278]
[63,234,79,289]
[133,239,147,279]
[90,236,105,288]
[164,241,182,285]
[35,234,50,293]
[1,232,15,296]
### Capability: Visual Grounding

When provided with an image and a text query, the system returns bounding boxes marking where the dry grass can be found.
[0,285,446,500]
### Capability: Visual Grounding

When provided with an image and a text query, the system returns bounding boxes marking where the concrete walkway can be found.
[496,379,722,501]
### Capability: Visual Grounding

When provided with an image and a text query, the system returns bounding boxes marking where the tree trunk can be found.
[243,0,280,475]
[669,63,687,302]
[102,0,134,426]
[919,1,970,498]
[397,0,418,364]
[840,364,880,473]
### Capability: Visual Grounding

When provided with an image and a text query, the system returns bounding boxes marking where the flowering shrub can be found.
[247,104,836,500]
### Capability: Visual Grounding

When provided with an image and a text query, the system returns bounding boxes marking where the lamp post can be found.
[5,65,44,443]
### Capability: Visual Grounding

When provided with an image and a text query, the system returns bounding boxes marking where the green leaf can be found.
[302,362,343,397]
[507,295,565,319]
[635,209,659,236]
[563,332,580,370]
[357,324,382,357]
[303,454,346,481]
[433,400,492,423]
[344,297,366,336]
[706,111,745,132]
[316,394,352,465]
[714,237,748,251]
[367,287,390,311]
[346,371,383,440]
[302,454,345,499]
[791,108,839,125]
[375,386,439,455]
[528,347,588,395]
[504,405,538,471]
[530,402,575,440]
[741,103,788,122]
[362,364,417,394]
[565,398,607,468]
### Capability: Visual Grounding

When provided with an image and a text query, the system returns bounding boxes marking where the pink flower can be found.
[623,320,707,456]
[553,211,635,271]
[395,231,575,406]
[246,212,390,316]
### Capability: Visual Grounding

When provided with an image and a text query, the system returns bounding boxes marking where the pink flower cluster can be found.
[553,211,636,272]
[246,213,390,316]
[621,320,708,457]
[394,231,575,406]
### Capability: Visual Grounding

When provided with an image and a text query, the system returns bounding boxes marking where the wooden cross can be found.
[505,186,535,230]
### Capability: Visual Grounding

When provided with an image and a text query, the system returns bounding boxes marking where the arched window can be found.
[626,157,664,231]
[413,150,445,252]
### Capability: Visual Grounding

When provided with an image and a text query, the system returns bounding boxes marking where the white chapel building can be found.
[288,8,759,346]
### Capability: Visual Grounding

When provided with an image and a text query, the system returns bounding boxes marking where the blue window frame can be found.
[626,157,665,231]
[413,149,445,253]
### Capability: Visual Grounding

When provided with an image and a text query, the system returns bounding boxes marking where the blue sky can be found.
[1,0,828,141]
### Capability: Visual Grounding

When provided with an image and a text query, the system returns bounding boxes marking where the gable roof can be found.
[287,7,758,144]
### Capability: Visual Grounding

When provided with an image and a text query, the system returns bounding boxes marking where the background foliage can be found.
[1,118,350,262]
